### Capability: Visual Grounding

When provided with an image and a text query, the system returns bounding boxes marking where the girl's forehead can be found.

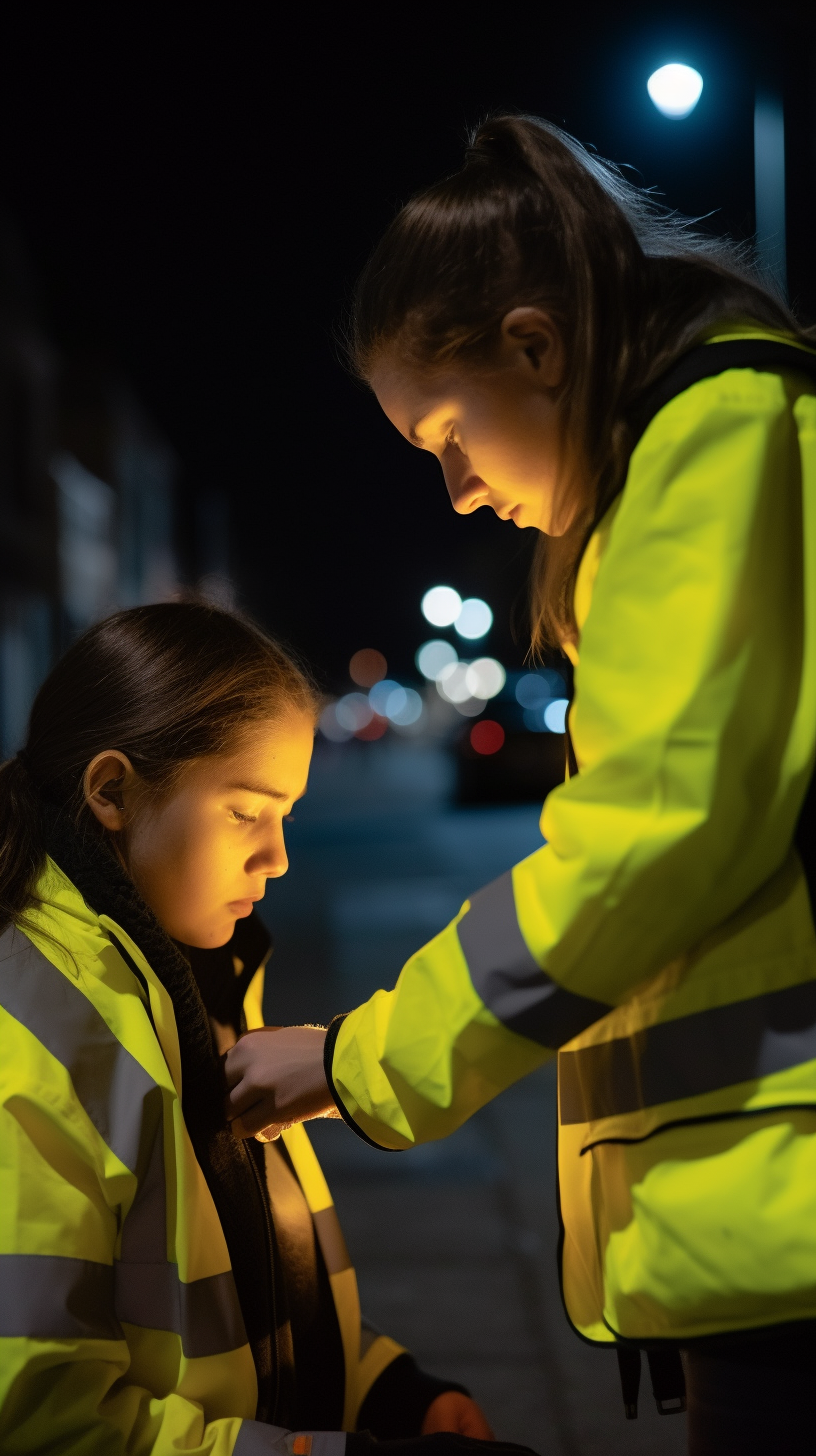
[184,712,314,793]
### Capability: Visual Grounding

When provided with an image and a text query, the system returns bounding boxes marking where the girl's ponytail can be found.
[0,753,47,933]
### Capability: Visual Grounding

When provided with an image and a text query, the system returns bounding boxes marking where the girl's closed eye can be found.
[231,809,257,824]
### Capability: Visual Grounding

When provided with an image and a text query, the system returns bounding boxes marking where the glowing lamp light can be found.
[543,698,569,734]
[647,63,703,120]
[349,648,387,688]
[416,640,458,681]
[422,585,462,627]
[470,720,505,755]
[455,597,493,640]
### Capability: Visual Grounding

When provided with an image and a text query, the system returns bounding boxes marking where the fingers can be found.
[222,1027,273,1090]
[461,1412,495,1440]
[222,1022,334,1132]
[231,1113,284,1142]
[227,1087,280,1135]
[421,1394,495,1440]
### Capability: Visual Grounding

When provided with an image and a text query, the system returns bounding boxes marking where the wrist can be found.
[284,1025,335,1120]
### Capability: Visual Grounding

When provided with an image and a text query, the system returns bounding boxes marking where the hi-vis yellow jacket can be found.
[330,330,816,1346]
[0,860,403,1455]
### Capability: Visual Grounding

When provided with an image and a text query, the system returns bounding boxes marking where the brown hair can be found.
[0,601,319,932]
[349,114,811,651]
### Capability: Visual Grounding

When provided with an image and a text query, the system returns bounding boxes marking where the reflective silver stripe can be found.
[116,1263,247,1357]
[1,928,247,1355]
[233,1426,293,1456]
[0,1253,122,1340]
[234,1427,346,1456]
[457,871,610,1047]
[0,925,156,1171]
[558,978,816,1124]
[116,1109,248,1356]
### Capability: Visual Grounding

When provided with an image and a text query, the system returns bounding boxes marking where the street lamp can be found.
[647,63,703,120]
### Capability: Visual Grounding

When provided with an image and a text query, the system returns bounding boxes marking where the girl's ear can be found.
[83,750,138,833]
[499,307,565,389]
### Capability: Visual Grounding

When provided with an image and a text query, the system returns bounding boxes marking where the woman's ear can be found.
[499,307,565,389]
[83,750,138,833]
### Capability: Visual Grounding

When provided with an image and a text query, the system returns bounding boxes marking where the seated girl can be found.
[0,602,521,1456]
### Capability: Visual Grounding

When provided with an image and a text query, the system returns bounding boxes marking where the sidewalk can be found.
[261,741,687,1454]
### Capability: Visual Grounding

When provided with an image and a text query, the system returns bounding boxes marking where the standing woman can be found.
[226,117,816,1452]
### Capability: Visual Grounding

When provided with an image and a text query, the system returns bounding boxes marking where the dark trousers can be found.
[684,1325,816,1455]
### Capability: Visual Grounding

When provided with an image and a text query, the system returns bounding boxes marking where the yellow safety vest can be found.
[329,329,816,1345]
[0,859,402,1454]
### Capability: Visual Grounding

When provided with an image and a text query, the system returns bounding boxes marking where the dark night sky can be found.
[0,3,812,689]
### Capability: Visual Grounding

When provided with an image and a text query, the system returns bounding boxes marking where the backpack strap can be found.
[628,338,816,452]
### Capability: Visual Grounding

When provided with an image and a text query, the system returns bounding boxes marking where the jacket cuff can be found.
[323,1015,401,1151]
[234,1423,346,1456]
[355,1352,470,1439]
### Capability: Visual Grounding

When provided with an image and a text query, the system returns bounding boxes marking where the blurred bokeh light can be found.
[388,687,423,726]
[470,720,505,755]
[436,661,473,704]
[455,597,493,640]
[544,698,569,733]
[349,648,387,687]
[355,714,388,741]
[416,639,458,681]
[318,702,352,742]
[336,692,373,732]
[465,658,506,700]
[368,678,402,716]
[421,585,462,627]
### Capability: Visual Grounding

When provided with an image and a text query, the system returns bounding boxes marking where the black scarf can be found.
[41,808,281,1422]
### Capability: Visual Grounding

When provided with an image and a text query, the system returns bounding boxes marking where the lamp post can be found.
[753,86,787,297]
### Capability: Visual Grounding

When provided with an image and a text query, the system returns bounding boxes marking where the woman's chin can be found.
[182,918,237,950]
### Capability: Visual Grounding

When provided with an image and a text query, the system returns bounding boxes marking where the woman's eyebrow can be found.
[227,780,288,801]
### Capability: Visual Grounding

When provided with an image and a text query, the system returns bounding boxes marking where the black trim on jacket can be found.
[323,1013,402,1151]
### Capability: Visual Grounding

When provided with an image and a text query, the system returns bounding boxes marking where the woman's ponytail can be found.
[0,753,47,933]
[349,113,808,650]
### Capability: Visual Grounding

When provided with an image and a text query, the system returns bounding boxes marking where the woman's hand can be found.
[224,1025,337,1137]
[421,1394,495,1439]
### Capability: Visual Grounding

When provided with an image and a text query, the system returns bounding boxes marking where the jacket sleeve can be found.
[329,373,816,1148]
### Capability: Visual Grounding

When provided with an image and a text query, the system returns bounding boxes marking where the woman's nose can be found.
[441,452,489,515]
[250,832,289,880]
